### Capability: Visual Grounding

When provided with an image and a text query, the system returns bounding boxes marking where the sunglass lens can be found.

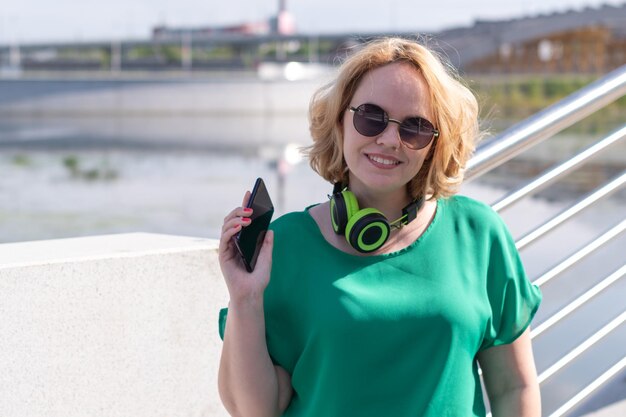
[353,104,386,136]
[400,118,435,149]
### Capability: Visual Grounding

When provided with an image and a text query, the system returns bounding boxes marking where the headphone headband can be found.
[329,183,425,252]
[399,195,425,228]
[332,182,345,195]
[330,183,423,229]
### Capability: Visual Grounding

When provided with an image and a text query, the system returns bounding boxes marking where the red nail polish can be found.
[242,217,251,223]
[243,208,253,213]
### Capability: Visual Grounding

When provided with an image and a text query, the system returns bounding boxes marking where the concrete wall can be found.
[0,233,230,417]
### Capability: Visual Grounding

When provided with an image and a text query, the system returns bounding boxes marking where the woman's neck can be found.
[348,183,412,222]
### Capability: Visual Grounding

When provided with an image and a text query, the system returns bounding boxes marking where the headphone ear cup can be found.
[330,190,359,235]
[345,208,390,253]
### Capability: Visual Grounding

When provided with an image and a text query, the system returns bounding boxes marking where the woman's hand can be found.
[218,191,274,305]
[218,192,290,417]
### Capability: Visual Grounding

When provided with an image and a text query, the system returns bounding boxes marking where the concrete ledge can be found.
[0,233,229,417]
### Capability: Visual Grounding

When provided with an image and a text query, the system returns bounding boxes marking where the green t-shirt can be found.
[219,195,542,416]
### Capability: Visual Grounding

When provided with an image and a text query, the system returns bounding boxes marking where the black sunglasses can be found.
[349,103,439,150]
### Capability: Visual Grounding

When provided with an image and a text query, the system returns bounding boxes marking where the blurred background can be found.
[1,1,625,415]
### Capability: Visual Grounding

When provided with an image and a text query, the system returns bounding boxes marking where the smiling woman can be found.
[216,37,542,417]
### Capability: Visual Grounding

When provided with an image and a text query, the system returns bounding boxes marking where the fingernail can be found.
[243,208,253,213]
[233,224,241,229]
[242,217,251,223]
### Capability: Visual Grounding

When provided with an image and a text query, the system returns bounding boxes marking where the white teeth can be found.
[368,155,399,165]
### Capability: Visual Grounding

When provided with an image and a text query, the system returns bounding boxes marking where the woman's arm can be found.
[217,195,293,417]
[477,329,541,417]
[218,296,293,417]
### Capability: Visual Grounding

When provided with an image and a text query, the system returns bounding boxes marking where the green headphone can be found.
[329,184,424,253]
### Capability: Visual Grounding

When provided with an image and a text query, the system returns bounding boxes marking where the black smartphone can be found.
[234,178,275,272]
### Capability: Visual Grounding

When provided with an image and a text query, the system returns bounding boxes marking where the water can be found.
[0,148,325,242]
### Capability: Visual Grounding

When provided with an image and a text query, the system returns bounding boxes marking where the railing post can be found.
[181,31,192,71]
[111,41,122,73]
[9,43,21,69]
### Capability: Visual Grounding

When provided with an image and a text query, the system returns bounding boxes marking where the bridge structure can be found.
[1,3,626,76]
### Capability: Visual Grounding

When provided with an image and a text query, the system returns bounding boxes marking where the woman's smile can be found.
[365,153,402,169]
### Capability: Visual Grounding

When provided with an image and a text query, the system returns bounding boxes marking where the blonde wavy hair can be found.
[305,37,480,200]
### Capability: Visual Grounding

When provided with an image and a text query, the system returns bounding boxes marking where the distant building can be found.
[152,0,295,40]
[436,3,626,74]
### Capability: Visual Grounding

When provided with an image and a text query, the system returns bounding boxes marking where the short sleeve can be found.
[218,307,228,341]
[479,219,542,351]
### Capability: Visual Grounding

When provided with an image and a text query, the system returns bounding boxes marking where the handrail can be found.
[516,171,626,250]
[531,264,626,339]
[532,219,626,287]
[547,356,626,417]
[537,311,626,384]
[466,64,626,181]
[492,125,626,212]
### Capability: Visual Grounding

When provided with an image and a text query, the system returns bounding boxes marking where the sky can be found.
[0,0,625,44]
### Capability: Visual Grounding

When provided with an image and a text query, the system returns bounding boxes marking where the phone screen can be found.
[235,178,274,272]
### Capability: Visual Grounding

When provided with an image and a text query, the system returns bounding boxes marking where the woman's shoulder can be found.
[441,194,507,231]
[443,194,489,209]
[438,195,518,256]
[443,194,497,217]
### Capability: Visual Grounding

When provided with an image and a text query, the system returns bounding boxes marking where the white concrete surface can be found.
[0,233,230,417]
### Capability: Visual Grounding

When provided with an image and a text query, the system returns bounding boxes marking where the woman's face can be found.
[342,62,436,198]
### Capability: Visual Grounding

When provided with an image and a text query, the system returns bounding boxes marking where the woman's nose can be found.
[375,120,403,148]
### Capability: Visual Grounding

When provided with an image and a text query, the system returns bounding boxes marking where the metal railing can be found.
[471,64,626,417]
[467,64,626,180]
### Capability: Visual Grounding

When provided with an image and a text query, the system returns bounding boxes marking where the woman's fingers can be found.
[219,216,252,254]
[258,230,274,263]
[221,215,251,234]
[219,191,256,261]
[253,230,274,278]
[242,190,251,208]
[218,223,237,255]
[218,191,258,273]
[222,205,252,224]
[222,222,242,243]
[221,207,254,234]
